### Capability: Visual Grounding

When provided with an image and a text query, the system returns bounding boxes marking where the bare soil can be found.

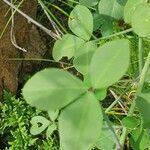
[0,0,48,99]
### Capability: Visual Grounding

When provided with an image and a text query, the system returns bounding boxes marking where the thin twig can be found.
[7,57,72,66]
[110,90,128,115]
[3,0,60,40]
[38,0,62,37]
[10,0,27,52]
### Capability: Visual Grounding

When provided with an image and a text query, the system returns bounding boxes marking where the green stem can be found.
[40,1,68,34]
[67,0,79,4]
[18,125,25,150]
[58,0,74,8]
[49,3,69,17]
[138,52,150,92]
[66,0,96,10]
[138,37,143,73]
[103,110,122,149]
[0,0,24,39]
[7,58,72,65]
[38,0,62,36]
[119,51,150,148]
[96,28,133,43]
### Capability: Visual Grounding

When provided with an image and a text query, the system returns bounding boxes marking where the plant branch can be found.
[38,0,62,37]
[42,1,68,34]
[10,0,27,52]
[3,0,60,40]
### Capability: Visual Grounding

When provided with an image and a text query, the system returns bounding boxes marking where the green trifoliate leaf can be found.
[98,0,127,20]
[132,3,150,37]
[95,126,116,150]
[94,89,107,101]
[83,74,92,87]
[30,116,50,135]
[46,123,57,138]
[90,39,130,89]
[122,116,140,129]
[59,92,103,150]
[93,13,102,31]
[130,127,150,150]
[22,69,87,111]
[124,0,145,23]
[79,0,98,7]
[100,16,113,36]
[52,34,84,61]
[136,93,150,128]
[48,110,59,121]
[68,5,93,40]
[73,41,97,75]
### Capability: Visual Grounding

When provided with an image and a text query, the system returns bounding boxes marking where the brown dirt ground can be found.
[0,0,48,99]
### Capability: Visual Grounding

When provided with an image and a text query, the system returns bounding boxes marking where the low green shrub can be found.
[0,91,59,150]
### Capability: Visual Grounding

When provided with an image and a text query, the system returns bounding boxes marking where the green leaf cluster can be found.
[21,1,150,149]
[23,37,130,150]
[0,91,58,150]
